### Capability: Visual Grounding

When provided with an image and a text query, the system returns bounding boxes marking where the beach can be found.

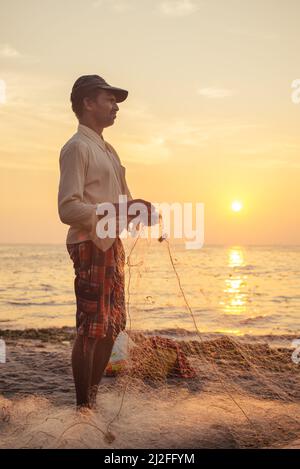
[1,327,300,449]
[1,244,299,448]
[1,0,300,457]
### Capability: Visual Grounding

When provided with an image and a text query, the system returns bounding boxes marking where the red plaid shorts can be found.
[67,238,126,340]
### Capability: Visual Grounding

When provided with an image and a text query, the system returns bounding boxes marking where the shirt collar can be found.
[77,123,107,151]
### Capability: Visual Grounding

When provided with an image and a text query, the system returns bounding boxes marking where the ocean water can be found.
[0,242,299,338]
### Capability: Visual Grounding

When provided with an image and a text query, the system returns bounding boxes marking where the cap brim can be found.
[99,85,128,103]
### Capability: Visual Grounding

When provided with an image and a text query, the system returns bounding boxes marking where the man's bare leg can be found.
[89,328,115,408]
[71,334,97,409]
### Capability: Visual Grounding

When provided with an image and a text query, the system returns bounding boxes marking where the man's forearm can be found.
[58,199,98,231]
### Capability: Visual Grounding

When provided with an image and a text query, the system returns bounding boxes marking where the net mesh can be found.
[0,228,300,449]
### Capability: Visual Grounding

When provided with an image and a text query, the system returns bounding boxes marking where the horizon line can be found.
[0,242,299,247]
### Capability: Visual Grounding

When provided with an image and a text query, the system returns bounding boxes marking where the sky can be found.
[0,0,299,245]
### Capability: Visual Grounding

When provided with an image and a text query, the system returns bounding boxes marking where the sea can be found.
[0,242,299,340]
[1,242,300,449]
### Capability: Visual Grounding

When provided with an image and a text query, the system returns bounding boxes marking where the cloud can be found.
[0,79,6,104]
[153,119,210,146]
[92,0,132,12]
[0,157,57,172]
[122,136,171,164]
[118,100,256,165]
[242,158,300,169]
[159,0,200,17]
[226,28,278,42]
[238,142,300,169]
[118,104,210,161]
[197,87,235,99]
[0,44,20,58]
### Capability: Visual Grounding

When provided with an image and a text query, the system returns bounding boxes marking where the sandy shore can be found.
[0,329,300,449]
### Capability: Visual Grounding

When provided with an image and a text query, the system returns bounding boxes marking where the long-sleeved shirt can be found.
[58,123,133,252]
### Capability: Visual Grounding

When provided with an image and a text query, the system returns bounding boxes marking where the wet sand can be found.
[0,328,300,449]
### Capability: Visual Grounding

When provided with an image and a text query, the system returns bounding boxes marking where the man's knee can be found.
[77,334,98,356]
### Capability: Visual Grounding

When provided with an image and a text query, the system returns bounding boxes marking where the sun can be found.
[231,200,243,212]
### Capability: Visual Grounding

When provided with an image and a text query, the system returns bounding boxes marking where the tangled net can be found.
[0,226,299,449]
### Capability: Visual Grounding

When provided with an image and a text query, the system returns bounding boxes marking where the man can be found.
[58,75,154,411]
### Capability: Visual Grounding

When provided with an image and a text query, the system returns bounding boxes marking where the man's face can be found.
[83,89,119,127]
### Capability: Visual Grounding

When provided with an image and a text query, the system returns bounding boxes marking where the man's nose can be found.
[113,103,119,112]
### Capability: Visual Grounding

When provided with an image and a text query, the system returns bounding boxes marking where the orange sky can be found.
[0,0,299,245]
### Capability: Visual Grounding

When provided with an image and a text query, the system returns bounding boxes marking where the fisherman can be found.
[58,75,155,410]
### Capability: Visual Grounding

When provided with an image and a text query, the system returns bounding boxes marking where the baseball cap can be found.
[71,75,128,103]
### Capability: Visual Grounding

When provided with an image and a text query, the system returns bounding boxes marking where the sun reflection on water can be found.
[220,247,248,315]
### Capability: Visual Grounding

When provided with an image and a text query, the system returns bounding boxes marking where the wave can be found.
[40,283,55,290]
[271,296,292,303]
[0,326,298,347]
[239,315,277,325]
[5,300,74,306]
[236,264,256,270]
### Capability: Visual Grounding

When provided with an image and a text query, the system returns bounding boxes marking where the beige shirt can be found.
[58,123,133,251]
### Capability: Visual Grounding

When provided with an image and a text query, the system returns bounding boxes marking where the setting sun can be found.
[231,201,243,212]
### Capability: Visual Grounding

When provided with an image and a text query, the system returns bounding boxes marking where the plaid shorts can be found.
[67,238,126,340]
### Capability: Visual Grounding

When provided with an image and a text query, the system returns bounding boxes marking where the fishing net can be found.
[0,224,299,449]
[107,231,300,449]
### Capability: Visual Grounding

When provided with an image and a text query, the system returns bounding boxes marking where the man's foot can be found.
[76,403,94,416]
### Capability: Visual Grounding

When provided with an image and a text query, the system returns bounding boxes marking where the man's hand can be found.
[127,199,158,227]
[108,199,159,235]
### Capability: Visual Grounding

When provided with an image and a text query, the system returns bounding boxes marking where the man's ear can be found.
[82,96,94,113]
